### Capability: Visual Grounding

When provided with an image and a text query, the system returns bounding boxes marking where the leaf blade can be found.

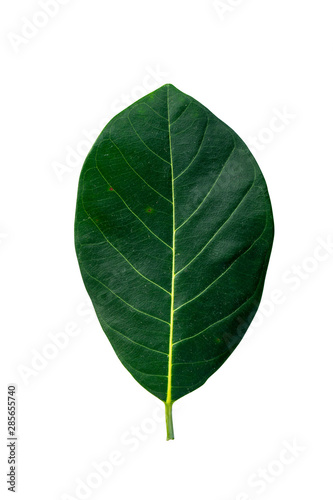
[74,84,274,438]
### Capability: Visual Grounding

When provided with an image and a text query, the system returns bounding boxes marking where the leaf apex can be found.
[160,83,178,91]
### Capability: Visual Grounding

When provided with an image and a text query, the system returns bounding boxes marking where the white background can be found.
[1,1,333,499]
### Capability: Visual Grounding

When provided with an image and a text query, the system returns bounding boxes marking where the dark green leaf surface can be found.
[74,84,274,439]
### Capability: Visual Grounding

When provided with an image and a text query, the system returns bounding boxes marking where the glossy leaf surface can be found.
[74,84,274,439]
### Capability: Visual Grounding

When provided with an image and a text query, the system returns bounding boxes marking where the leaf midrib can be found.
[166,86,175,405]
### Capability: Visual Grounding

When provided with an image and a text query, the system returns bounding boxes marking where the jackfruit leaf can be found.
[74,84,274,440]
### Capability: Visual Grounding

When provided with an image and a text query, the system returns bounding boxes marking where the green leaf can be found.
[74,84,274,440]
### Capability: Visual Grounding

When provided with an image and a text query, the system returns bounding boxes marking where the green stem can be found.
[165,401,174,440]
